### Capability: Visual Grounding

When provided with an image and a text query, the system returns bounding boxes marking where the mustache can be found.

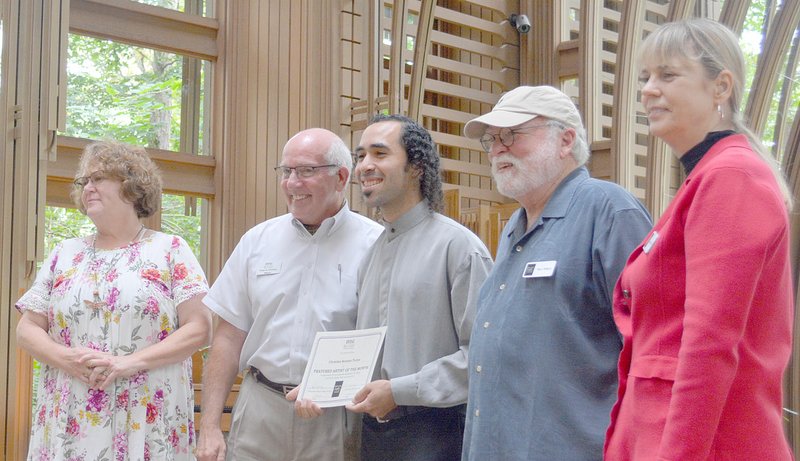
[359,172,383,181]
[491,154,519,172]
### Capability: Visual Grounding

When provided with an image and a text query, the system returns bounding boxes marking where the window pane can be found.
[129,0,212,17]
[161,194,206,267]
[45,206,95,256]
[133,0,186,11]
[65,34,209,154]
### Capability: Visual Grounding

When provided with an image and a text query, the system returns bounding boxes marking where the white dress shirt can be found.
[205,204,383,383]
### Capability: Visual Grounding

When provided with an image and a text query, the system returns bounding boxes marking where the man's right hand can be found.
[195,428,226,461]
[286,386,324,419]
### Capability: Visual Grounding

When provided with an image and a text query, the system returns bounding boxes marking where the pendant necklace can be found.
[84,224,146,310]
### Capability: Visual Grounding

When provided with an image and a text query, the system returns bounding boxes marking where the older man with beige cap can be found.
[460,85,652,461]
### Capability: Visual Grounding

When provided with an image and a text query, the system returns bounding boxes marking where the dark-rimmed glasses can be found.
[274,164,338,179]
[73,172,108,187]
[479,122,563,152]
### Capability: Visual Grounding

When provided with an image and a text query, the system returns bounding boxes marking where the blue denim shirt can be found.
[462,167,652,461]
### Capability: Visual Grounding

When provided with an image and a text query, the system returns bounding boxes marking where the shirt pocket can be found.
[624,355,677,445]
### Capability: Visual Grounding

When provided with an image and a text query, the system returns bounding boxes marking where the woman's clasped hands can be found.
[75,350,139,389]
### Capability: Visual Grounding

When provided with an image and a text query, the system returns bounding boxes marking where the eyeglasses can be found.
[479,122,563,152]
[274,164,338,179]
[73,172,108,187]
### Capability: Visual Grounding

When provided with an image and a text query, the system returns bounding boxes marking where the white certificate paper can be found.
[298,326,387,407]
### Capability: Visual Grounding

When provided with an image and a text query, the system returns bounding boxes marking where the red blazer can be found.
[604,135,794,461]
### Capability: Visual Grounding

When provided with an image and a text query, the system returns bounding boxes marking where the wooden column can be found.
[1,0,64,458]
[783,99,800,453]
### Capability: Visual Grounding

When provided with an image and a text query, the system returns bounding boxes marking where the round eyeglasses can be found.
[274,164,338,179]
[478,122,563,152]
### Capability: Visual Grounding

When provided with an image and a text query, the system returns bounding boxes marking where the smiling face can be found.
[485,119,572,203]
[280,131,348,226]
[639,56,726,154]
[353,121,422,222]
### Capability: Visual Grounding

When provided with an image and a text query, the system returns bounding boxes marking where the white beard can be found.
[492,138,563,199]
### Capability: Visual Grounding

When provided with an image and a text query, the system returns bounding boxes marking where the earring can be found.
[717,104,724,120]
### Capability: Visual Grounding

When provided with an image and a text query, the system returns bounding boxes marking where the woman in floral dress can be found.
[16,141,211,461]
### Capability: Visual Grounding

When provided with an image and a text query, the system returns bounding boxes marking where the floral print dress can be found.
[16,231,208,461]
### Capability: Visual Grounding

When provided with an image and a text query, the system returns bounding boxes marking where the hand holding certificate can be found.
[297,327,387,407]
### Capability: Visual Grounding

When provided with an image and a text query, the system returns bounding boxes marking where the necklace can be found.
[84,224,146,310]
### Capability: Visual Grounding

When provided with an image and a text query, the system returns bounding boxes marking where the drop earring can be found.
[717,104,724,120]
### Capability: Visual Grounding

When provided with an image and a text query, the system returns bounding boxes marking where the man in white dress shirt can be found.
[195,128,383,461]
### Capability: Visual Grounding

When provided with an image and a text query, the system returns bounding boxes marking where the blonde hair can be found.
[639,18,793,209]
[72,141,163,217]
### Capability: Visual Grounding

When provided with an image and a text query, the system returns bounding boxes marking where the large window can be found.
[48,0,218,270]
[66,35,209,153]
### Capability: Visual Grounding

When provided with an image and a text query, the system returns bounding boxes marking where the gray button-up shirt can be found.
[462,167,652,460]
[356,201,493,407]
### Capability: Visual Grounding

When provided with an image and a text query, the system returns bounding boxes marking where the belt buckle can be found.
[282,385,296,395]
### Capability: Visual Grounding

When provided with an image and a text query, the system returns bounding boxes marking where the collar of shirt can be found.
[290,201,351,238]
[679,130,736,176]
[508,166,589,241]
[382,200,431,241]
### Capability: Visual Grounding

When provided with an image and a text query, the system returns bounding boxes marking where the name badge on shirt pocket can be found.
[256,262,281,276]
[642,231,659,254]
[522,260,556,278]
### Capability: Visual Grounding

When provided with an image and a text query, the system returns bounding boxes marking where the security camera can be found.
[509,14,531,34]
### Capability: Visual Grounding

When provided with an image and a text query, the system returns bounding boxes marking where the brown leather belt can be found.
[249,366,297,396]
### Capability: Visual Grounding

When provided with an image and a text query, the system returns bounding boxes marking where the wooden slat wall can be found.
[216,0,342,261]
[611,0,645,192]
[346,0,522,219]
[339,0,373,214]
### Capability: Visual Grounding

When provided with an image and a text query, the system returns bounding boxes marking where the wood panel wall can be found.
[215,0,343,263]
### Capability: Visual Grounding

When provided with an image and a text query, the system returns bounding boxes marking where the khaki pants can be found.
[226,373,355,461]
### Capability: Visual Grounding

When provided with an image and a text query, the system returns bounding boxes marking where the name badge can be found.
[522,260,556,278]
[643,231,659,254]
[256,262,282,276]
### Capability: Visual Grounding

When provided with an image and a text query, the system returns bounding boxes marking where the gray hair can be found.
[323,136,353,182]
[542,119,590,167]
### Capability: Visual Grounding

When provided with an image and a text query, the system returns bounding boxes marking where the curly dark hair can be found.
[368,114,443,212]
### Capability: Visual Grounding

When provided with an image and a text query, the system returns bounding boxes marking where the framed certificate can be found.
[297,326,387,407]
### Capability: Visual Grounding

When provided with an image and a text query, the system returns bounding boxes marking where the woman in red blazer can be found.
[604,19,794,461]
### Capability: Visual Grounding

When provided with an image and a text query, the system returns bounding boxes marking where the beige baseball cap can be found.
[463,85,583,139]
